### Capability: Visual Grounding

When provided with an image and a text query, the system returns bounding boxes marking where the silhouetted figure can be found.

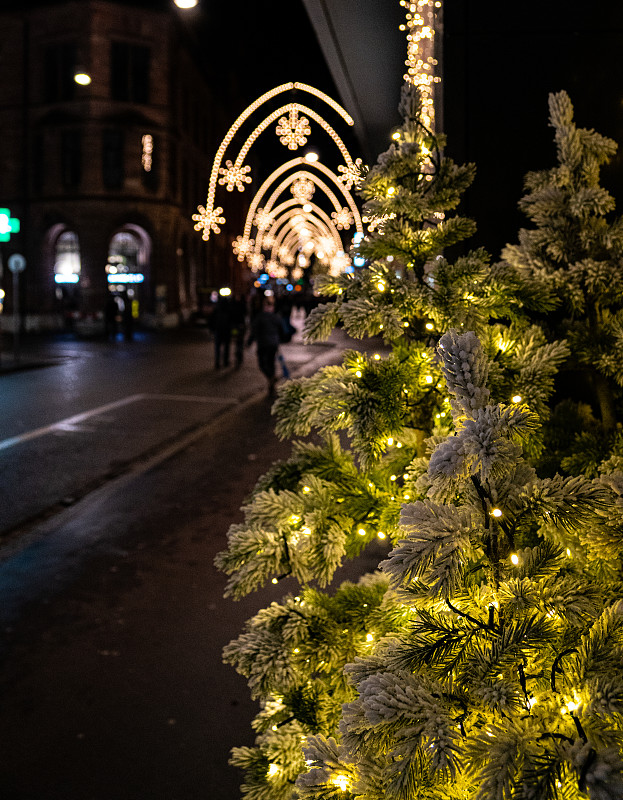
[211,295,232,369]
[230,292,248,368]
[247,294,282,396]
[122,291,134,341]
[105,293,119,341]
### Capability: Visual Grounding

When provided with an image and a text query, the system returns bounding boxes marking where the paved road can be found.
[0,320,335,537]
[0,323,388,800]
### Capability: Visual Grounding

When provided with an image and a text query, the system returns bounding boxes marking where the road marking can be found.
[0,393,237,452]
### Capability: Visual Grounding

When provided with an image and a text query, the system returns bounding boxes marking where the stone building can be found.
[0,0,247,333]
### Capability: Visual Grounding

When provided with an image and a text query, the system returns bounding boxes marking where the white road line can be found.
[0,392,236,453]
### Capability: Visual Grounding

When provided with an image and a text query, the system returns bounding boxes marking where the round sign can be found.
[8,253,26,273]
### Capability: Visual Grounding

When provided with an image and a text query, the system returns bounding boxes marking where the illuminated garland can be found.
[400,0,442,130]
[235,158,364,275]
[193,83,357,241]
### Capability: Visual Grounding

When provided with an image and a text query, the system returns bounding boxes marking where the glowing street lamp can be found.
[174,0,198,7]
[73,69,91,86]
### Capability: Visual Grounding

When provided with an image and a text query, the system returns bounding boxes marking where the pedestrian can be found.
[210,294,232,369]
[230,292,248,368]
[104,293,118,341]
[122,290,134,341]
[247,294,282,396]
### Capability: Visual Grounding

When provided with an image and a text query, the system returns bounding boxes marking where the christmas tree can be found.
[299,329,623,800]
[502,91,623,476]
[215,83,570,799]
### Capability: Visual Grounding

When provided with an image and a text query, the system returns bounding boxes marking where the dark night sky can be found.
[442,1,623,258]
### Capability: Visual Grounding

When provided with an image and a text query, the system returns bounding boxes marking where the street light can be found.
[174,0,198,7]
[73,69,92,86]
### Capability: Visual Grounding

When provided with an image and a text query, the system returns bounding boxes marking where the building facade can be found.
[0,0,247,333]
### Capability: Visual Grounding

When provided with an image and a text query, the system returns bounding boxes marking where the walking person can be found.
[247,294,282,397]
[230,292,248,368]
[210,293,232,369]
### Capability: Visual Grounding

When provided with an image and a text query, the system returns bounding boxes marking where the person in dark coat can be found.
[211,295,232,369]
[247,294,282,396]
[230,292,248,368]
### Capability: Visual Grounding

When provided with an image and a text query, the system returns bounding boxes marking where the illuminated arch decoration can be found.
[233,156,364,278]
[193,82,363,247]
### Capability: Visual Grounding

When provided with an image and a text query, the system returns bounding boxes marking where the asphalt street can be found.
[0,320,388,799]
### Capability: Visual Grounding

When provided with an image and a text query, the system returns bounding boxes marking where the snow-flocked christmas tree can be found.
[503,91,623,476]
[214,83,591,799]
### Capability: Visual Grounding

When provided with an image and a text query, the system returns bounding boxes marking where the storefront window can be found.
[54,231,81,283]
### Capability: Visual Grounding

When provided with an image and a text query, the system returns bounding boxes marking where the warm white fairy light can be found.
[218,160,252,192]
[196,83,357,241]
[400,0,441,131]
[238,160,362,273]
[141,134,153,172]
[232,235,254,262]
[331,207,355,230]
[337,157,365,190]
[291,177,315,202]
[276,107,311,150]
[193,205,225,238]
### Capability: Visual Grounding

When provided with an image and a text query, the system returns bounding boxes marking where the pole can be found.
[13,271,19,363]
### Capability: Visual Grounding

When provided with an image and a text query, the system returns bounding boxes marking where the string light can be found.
[195,83,357,243]
[239,158,364,271]
[400,0,441,130]
[510,553,519,565]
[511,394,522,403]
[332,775,350,792]
[491,508,503,518]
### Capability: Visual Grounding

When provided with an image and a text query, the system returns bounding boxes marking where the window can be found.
[43,43,76,102]
[54,231,81,284]
[110,42,150,103]
[61,130,81,188]
[102,130,124,189]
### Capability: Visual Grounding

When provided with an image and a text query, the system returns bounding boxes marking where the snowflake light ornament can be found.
[329,251,351,276]
[276,107,311,150]
[262,233,276,249]
[253,208,273,232]
[291,177,315,202]
[232,235,255,262]
[218,160,252,192]
[248,252,265,272]
[337,158,365,189]
[331,207,354,230]
[193,205,226,238]
[278,246,294,265]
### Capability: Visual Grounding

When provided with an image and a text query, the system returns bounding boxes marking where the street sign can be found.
[8,253,26,273]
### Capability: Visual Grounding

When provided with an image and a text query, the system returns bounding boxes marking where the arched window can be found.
[106,229,148,288]
[54,230,81,284]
